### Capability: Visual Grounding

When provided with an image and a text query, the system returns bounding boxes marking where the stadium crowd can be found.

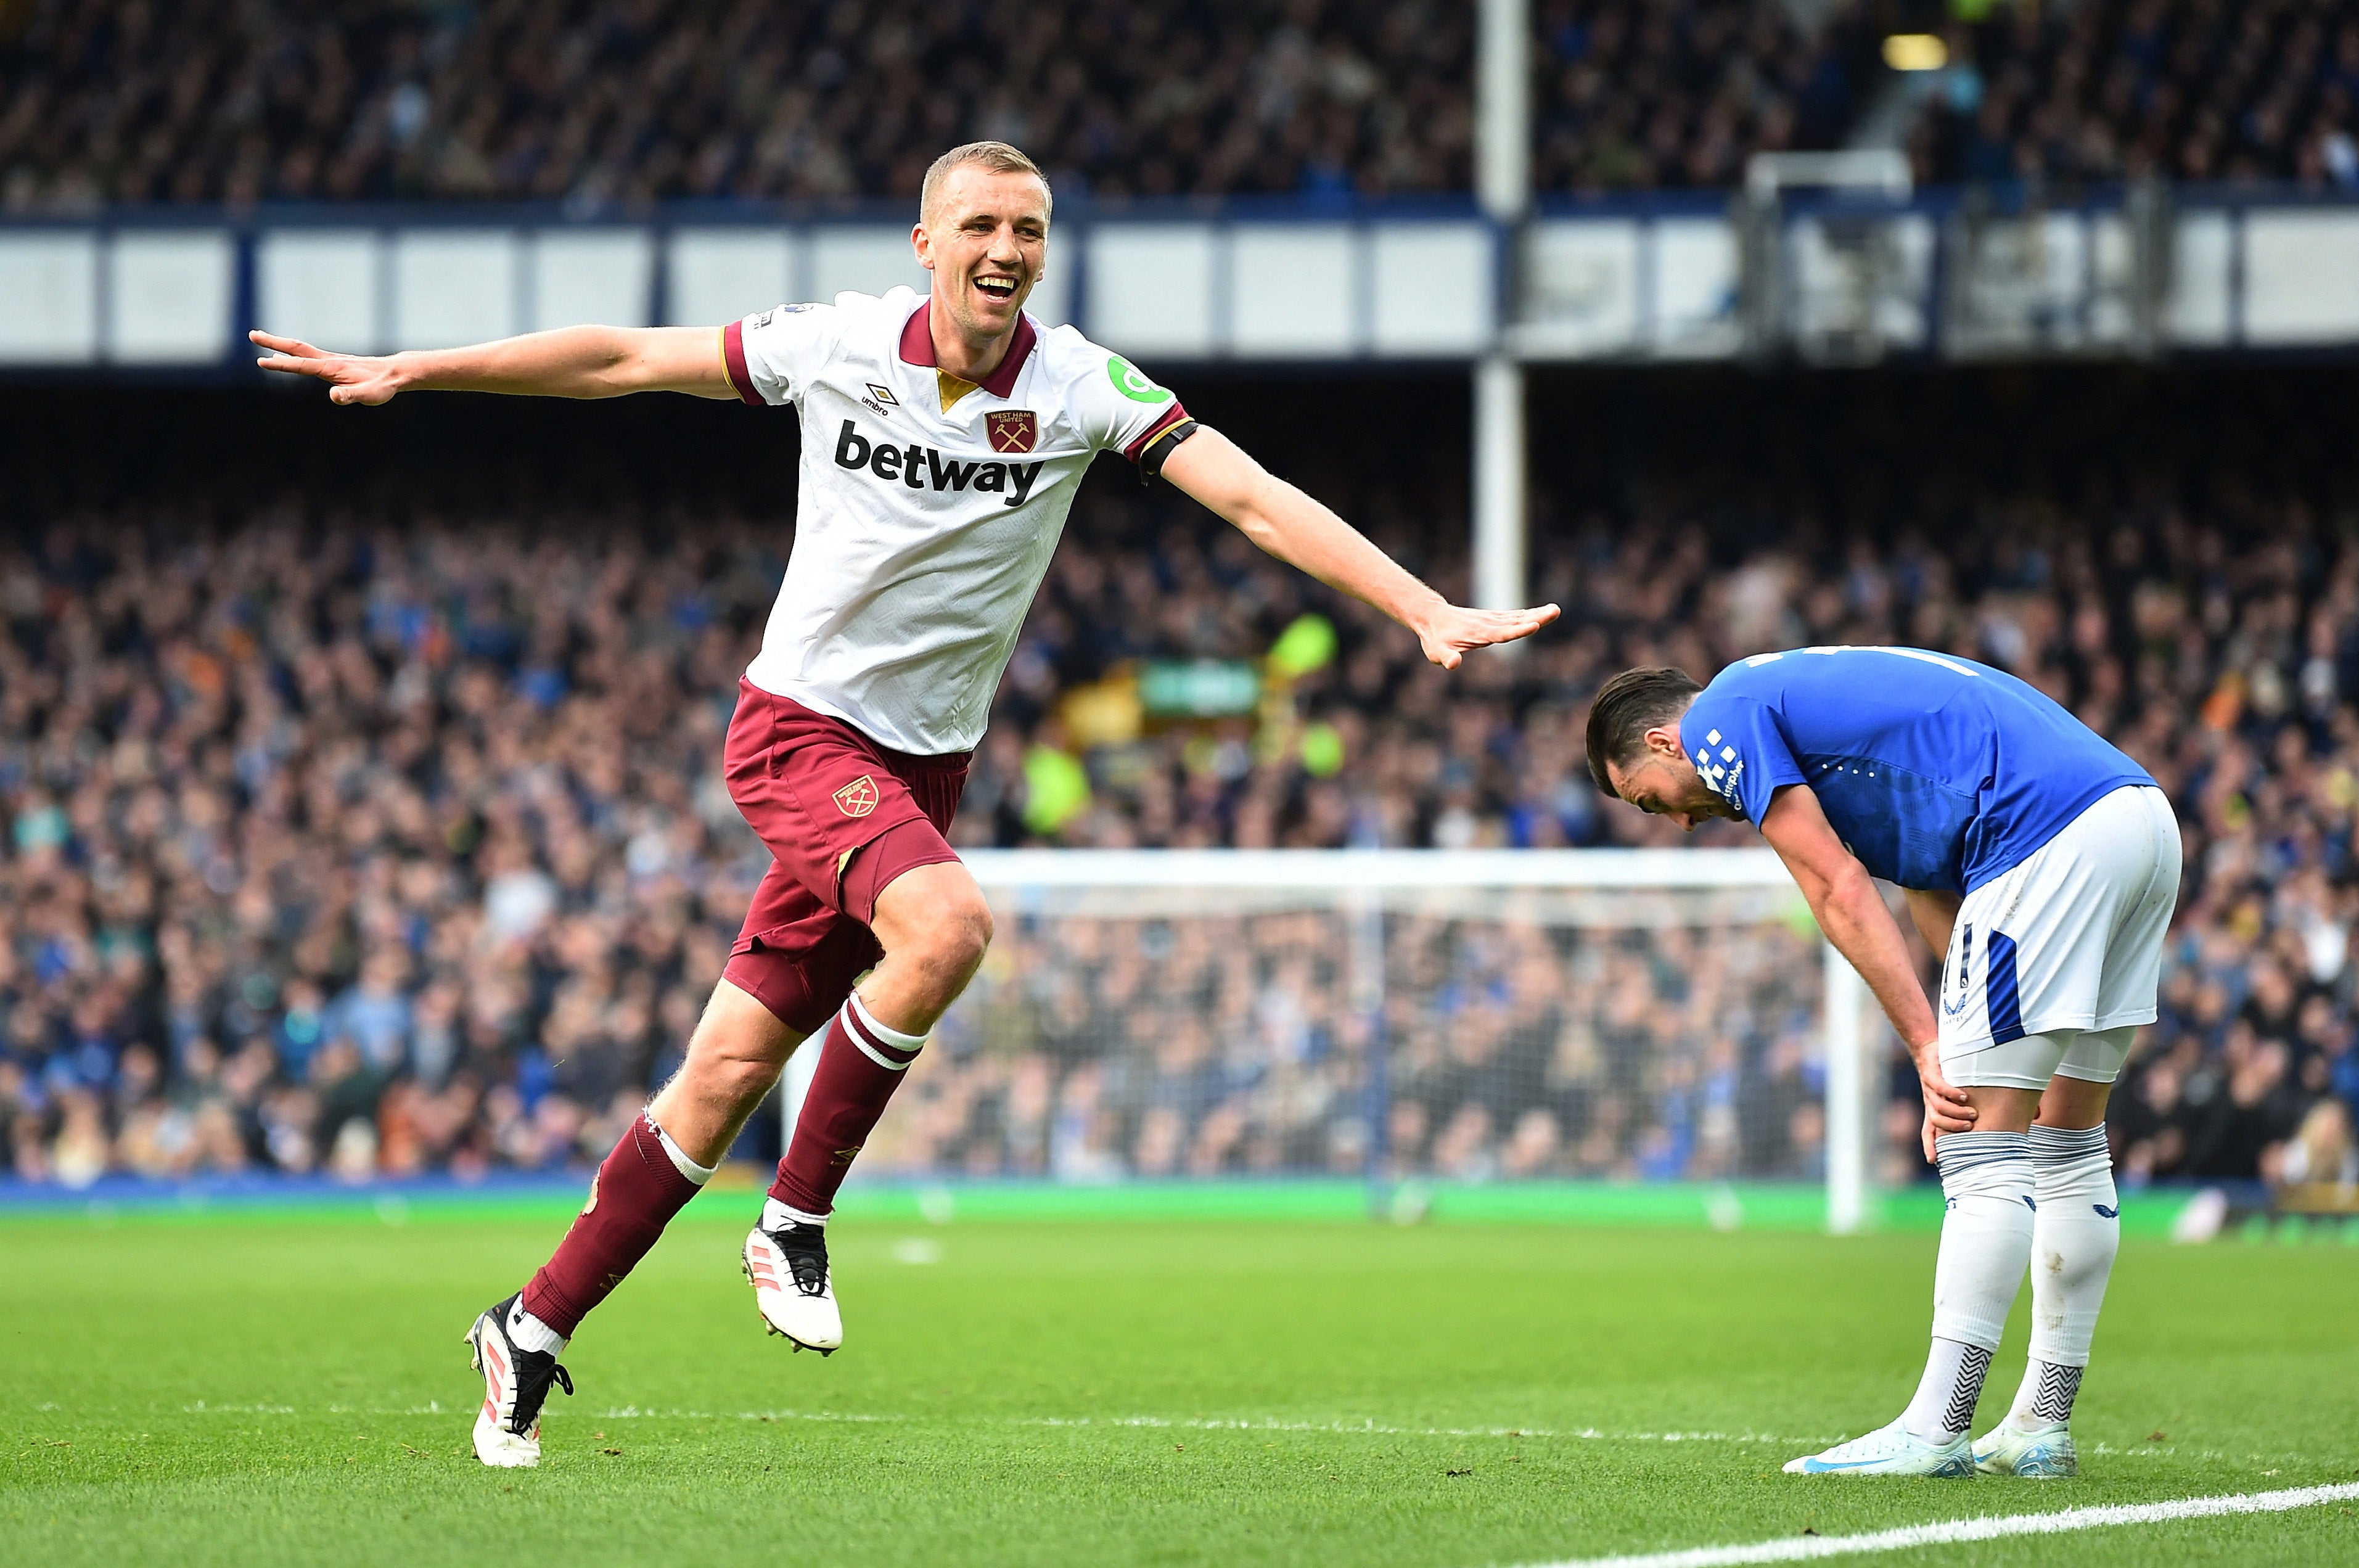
[7,0,1902,207]
[0,0,1474,207]
[2,377,2357,1197]
[1916,0,2359,189]
[14,0,2359,207]
[1532,0,1875,192]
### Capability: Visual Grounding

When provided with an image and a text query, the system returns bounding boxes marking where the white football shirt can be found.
[723,286,1191,755]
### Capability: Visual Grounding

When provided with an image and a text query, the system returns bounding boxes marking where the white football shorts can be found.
[1935,784,2181,1091]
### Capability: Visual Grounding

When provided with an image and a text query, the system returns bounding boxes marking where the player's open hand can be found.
[1916,1053,1976,1162]
[1416,602,1562,669]
[250,330,409,405]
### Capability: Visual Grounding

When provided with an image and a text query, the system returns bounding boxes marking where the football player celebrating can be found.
[255,141,1559,1467]
[1587,650,2178,1479]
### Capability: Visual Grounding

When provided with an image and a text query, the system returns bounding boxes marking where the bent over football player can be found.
[254,141,1559,1467]
[1587,651,2179,1478]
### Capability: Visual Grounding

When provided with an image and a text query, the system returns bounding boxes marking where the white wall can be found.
[10,203,2359,368]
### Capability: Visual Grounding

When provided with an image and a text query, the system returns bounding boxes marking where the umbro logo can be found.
[861,382,899,417]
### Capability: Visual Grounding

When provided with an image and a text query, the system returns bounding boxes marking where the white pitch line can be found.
[1513,1482,2359,1568]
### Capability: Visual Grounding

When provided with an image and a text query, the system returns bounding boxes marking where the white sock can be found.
[1902,1337,1993,1443]
[506,1299,567,1355]
[761,1197,829,1231]
[1901,1130,2035,1441]
[2005,1123,2118,1430]
[649,1117,716,1186]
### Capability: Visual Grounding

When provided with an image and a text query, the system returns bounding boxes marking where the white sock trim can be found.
[840,991,926,1070]
[649,1119,717,1185]
[849,991,927,1049]
[761,1196,829,1230]
[507,1300,567,1355]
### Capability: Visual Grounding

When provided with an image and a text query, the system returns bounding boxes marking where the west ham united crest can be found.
[833,774,880,818]
[986,410,1038,454]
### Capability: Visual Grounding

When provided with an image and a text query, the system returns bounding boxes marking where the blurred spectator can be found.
[1533,0,1876,192]
[4,366,2359,1187]
[0,0,1471,209]
[1917,0,2359,188]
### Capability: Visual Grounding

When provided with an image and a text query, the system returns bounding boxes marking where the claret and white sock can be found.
[507,1297,567,1356]
[1901,1129,2036,1442]
[2001,1122,2119,1431]
[761,1196,830,1233]
[652,1119,719,1186]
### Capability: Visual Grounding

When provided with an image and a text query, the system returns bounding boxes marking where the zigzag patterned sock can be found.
[2027,1360,2085,1426]
[1905,1338,1995,1442]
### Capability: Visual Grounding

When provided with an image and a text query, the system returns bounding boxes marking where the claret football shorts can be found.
[1935,784,2181,1091]
[718,678,969,1036]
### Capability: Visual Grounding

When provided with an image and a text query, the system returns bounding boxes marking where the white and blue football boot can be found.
[1784,1419,1976,1477]
[1972,1420,2078,1477]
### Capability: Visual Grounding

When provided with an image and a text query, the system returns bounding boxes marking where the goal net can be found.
[794,850,1886,1231]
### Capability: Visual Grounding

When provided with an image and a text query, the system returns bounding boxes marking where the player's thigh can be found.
[685,978,806,1073]
[868,855,993,965]
[2036,1052,2120,1130]
[1940,1028,2075,1094]
[1940,794,2150,1051]
[723,891,884,1040]
[2093,787,2182,1029]
[2048,1022,2135,1096]
[723,686,938,914]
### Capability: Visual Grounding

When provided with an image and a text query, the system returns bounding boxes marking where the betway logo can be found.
[834,421,1043,508]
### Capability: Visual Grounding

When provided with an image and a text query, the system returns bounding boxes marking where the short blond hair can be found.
[920,141,1052,224]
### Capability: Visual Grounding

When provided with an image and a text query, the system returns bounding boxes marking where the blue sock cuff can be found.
[1935,1129,2033,1180]
[2027,1124,2110,1164]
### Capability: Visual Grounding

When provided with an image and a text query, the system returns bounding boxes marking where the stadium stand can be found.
[1532,0,1873,191]
[2,371,2355,1194]
[1915,0,2359,187]
[0,0,1473,205]
[30,0,2354,207]
[0,0,1910,206]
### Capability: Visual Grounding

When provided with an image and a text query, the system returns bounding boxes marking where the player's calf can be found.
[1974,1120,2116,1478]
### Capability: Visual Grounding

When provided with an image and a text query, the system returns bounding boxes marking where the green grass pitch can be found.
[3,1202,2355,1566]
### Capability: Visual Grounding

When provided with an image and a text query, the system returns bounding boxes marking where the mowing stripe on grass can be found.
[1517,1482,2359,1567]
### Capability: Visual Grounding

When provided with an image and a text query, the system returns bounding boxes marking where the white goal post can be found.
[786,850,1880,1233]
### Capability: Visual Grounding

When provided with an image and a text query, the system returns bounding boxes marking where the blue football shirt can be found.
[1678,646,2154,894]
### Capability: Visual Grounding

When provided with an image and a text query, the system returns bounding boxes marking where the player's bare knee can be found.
[910,898,992,996]
[716,1052,785,1109]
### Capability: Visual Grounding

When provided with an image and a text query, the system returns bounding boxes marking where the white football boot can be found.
[1784,1419,1976,1477]
[1972,1420,2078,1477]
[743,1221,842,1354]
[465,1292,573,1468]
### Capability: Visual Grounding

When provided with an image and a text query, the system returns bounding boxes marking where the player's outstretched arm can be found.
[1760,784,1975,1158]
[1160,429,1559,668]
[249,325,737,405]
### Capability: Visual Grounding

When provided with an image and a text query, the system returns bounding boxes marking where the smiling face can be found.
[1604,723,1740,831]
[914,161,1049,343]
